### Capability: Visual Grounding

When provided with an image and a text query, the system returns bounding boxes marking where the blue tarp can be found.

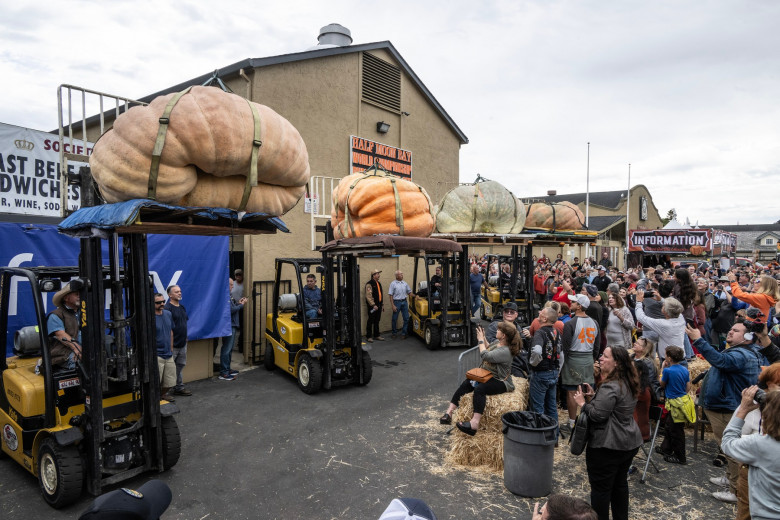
[2,222,233,356]
[58,199,289,236]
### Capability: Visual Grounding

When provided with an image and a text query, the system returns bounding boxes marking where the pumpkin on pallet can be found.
[524,201,585,232]
[89,85,310,216]
[330,168,435,239]
[435,176,526,233]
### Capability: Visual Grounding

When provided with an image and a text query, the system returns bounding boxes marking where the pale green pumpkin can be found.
[435,179,525,233]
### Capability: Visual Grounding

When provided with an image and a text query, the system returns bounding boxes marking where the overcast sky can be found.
[2,0,778,225]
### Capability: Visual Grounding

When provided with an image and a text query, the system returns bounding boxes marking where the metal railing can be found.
[308,175,339,250]
[251,279,291,364]
[56,84,146,217]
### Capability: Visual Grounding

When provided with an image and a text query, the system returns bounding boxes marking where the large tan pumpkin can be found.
[524,201,585,231]
[330,172,435,239]
[89,86,310,215]
[435,178,525,233]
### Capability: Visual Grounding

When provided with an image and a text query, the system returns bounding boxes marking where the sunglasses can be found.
[155,301,165,305]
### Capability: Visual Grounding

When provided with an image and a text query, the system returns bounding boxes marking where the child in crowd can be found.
[658,346,694,464]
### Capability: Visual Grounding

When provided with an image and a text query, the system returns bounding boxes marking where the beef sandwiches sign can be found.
[629,229,712,254]
[0,122,89,216]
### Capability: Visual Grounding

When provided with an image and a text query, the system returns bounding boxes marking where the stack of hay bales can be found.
[445,378,529,472]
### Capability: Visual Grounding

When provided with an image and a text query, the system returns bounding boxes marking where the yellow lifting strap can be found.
[389,178,404,235]
[470,182,481,233]
[237,99,263,212]
[148,86,192,200]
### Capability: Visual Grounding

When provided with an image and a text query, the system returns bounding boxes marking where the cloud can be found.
[1,0,779,224]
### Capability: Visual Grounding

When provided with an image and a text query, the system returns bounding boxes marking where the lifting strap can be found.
[148,86,192,200]
[147,87,263,212]
[237,99,263,212]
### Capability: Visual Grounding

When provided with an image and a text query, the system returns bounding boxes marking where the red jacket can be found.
[533,274,547,295]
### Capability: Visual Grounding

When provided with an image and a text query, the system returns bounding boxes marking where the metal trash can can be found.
[501,411,557,497]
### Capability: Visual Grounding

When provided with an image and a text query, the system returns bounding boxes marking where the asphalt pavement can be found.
[0,333,736,519]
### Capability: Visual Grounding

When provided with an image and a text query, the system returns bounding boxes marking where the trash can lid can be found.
[502,411,557,431]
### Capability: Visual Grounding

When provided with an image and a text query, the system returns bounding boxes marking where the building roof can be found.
[704,224,780,232]
[586,215,625,233]
[137,41,468,145]
[522,189,628,210]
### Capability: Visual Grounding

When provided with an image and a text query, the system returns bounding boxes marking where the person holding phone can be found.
[574,346,643,520]
[438,323,519,435]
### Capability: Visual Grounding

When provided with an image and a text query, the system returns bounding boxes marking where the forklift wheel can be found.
[264,342,276,371]
[424,324,441,350]
[38,438,83,509]
[161,415,181,470]
[297,354,323,394]
[357,351,373,386]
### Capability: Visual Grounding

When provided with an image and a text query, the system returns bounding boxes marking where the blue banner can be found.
[1,223,231,356]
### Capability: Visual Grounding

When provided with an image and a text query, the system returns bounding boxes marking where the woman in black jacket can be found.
[574,346,643,520]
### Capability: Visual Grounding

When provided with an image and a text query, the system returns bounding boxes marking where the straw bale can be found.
[687,357,711,391]
[445,431,505,471]
[451,378,529,431]
[447,378,530,471]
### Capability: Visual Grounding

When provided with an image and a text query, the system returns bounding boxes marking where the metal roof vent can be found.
[316,23,352,48]
[547,190,557,196]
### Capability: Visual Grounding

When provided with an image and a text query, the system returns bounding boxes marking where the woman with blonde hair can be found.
[727,274,780,325]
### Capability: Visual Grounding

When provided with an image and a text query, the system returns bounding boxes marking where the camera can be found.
[754,388,766,407]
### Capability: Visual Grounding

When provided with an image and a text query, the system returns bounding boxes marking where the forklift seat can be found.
[417,281,428,296]
[14,326,42,357]
[488,275,499,286]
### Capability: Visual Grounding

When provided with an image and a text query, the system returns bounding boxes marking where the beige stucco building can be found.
[125,27,469,378]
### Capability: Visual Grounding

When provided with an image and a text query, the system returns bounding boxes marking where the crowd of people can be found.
[446,251,780,519]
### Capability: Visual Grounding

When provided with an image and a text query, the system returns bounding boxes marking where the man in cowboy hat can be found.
[365,269,384,342]
[47,281,82,369]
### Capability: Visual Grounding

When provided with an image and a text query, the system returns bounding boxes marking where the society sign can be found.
[0,122,89,216]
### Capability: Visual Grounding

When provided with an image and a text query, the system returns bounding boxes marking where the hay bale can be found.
[687,357,711,390]
[445,431,505,471]
[446,378,530,472]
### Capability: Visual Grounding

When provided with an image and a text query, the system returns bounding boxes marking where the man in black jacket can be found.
[365,269,384,342]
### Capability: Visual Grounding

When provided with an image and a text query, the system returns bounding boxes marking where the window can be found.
[763,237,776,246]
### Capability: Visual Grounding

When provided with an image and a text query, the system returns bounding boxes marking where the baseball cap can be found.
[568,294,590,309]
[583,284,598,297]
[79,480,172,520]
[503,302,518,312]
[379,498,437,520]
[371,269,382,275]
[598,265,606,272]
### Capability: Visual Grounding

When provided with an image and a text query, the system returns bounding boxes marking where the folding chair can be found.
[638,405,663,483]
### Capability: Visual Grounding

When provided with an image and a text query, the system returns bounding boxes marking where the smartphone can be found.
[685,318,696,328]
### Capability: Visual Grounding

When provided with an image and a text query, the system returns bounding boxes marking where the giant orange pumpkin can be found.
[89,86,310,215]
[330,172,435,239]
[524,201,585,231]
[689,245,704,256]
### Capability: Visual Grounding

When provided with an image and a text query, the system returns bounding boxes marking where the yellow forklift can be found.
[0,198,284,507]
[265,236,463,389]
[480,246,535,325]
[407,249,476,350]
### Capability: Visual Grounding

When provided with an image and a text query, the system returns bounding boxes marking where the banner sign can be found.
[712,230,737,256]
[350,135,412,179]
[0,122,88,216]
[628,229,712,254]
[1,223,231,356]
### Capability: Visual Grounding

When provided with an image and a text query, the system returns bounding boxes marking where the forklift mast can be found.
[79,231,164,495]
[321,253,365,389]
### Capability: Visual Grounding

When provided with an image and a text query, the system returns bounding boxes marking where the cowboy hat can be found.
[52,281,81,308]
